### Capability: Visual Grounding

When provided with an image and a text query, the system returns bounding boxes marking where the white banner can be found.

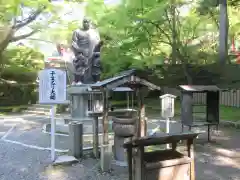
[38,68,67,104]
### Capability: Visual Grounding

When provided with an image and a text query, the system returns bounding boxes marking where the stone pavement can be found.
[0,113,239,180]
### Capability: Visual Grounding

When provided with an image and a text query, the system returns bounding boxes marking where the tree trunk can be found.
[176,48,193,84]
[183,64,193,84]
[171,0,177,64]
[219,0,229,65]
[0,52,3,78]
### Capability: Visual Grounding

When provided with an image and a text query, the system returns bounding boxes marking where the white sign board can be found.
[160,94,176,118]
[39,68,67,104]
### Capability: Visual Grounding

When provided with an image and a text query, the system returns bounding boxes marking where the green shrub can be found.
[56,104,68,113]
[1,66,38,83]
[0,46,43,106]
[0,83,37,106]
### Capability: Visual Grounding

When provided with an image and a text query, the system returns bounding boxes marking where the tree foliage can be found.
[0,0,64,68]
[84,0,220,82]
[1,46,43,82]
[1,0,237,84]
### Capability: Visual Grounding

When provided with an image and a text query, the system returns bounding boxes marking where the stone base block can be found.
[53,155,78,165]
[43,123,69,134]
[100,144,112,172]
[43,120,113,135]
[113,136,125,162]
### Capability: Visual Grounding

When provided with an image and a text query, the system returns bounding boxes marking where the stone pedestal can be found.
[67,85,93,122]
[100,143,112,172]
[112,115,136,166]
[68,86,107,161]
[67,85,93,159]
[113,136,125,161]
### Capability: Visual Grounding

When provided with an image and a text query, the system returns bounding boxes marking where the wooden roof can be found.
[112,87,133,92]
[90,69,161,91]
[179,85,220,92]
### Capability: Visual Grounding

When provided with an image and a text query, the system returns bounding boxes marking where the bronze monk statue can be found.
[71,17,102,85]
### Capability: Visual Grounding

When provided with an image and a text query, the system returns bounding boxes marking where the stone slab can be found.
[112,160,128,167]
[53,155,78,165]
[67,85,92,94]
[43,121,113,134]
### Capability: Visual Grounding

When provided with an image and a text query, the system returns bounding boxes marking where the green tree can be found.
[1,46,44,82]
[0,0,62,68]
[85,0,212,83]
[197,0,240,64]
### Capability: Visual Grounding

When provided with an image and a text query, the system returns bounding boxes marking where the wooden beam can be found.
[93,116,99,158]
[102,90,109,145]
[187,139,195,180]
[100,89,111,172]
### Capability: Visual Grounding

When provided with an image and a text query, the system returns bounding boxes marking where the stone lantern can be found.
[160,94,176,148]
[160,94,176,119]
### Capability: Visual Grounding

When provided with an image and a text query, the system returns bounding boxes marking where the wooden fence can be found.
[162,87,240,107]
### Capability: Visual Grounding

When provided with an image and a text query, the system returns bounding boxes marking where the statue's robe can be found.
[71,28,101,83]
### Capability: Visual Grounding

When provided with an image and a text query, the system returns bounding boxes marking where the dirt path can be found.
[194,128,240,180]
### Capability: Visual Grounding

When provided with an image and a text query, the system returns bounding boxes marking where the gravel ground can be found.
[0,114,239,180]
[0,140,128,180]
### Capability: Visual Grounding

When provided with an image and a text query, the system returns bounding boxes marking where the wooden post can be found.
[133,88,146,180]
[207,125,211,142]
[172,142,177,150]
[134,146,144,180]
[93,116,99,158]
[137,88,146,137]
[136,89,141,138]
[100,89,111,171]
[126,147,133,180]
[187,139,195,180]
[102,90,109,145]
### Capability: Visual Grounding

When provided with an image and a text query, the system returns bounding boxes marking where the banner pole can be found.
[51,105,56,162]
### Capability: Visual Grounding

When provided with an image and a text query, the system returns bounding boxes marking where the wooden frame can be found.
[123,132,199,180]
[180,85,220,141]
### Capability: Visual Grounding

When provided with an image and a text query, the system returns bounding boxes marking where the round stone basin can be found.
[109,108,137,117]
[112,115,137,138]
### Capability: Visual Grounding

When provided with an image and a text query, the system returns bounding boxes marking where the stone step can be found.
[31,104,52,108]
[28,106,51,112]
[43,122,113,135]
[23,110,50,115]
[42,130,115,143]
[23,104,53,115]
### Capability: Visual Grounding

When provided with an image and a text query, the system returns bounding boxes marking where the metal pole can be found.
[50,105,56,162]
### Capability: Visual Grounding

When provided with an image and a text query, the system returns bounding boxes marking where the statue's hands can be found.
[99,41,104,47]
[74,53,88,66]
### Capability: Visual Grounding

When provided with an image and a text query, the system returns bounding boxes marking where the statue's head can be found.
[82,17,91,30]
